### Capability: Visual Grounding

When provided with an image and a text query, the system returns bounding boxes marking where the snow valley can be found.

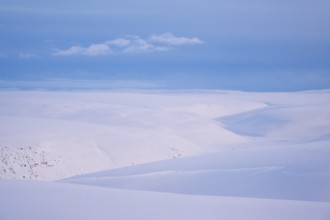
[1,90,330,220]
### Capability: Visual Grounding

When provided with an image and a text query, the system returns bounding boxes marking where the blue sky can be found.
[0,0,330,91]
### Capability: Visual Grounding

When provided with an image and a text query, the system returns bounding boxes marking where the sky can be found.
[0,0,330,91]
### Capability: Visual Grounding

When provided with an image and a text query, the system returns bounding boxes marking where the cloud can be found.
[19,53,38,59]
[106,36,168,53]
[53,33,204,56]
[121,36,169,53]
[106,38,131,47]
[150,33,204,45]
[83,44,111,56]
[53,43,111,56]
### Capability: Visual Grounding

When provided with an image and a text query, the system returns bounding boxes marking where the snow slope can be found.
[64,139,330,202]
[0,91,266,180]
[1,89,330,219]
[1,180,330,220]
[1,90,327,180]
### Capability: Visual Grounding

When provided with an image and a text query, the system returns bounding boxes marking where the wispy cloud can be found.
[149,33,204,45]
[106,38,131,47]
[53,33,204,56]
[19,52,38,59]
[120,36,169,53]
[53,43,112,56]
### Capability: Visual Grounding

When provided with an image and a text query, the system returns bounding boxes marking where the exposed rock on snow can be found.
[0,145,59,180]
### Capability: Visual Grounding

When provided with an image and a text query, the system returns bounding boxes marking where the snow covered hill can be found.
[1,90,330,219]
[0,90,267,180]
[1,90,329,180]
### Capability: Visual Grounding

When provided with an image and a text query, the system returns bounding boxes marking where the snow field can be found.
[1,90,330,219]
[1,180,330,220]
[0,91,266,180]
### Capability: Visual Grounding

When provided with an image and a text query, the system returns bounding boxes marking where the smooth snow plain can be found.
[1,90,330,220]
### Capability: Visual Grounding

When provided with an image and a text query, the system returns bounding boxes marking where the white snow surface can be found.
[1,179,330,220]
[0,90,266,180]
[64,140,330,202]
[1,90,330,219]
